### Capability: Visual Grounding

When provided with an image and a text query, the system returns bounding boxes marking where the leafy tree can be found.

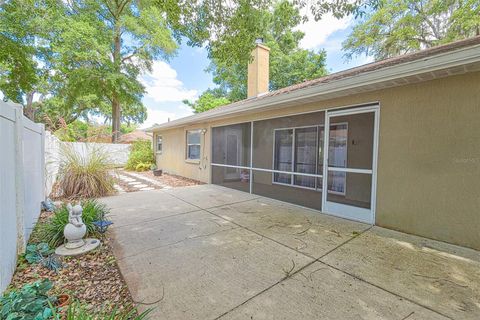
[183,91,230,113]
[1,0,373,133]
[343,0,480,60]
[204,0,328,103]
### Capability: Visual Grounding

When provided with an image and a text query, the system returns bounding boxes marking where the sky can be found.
[139,14,373,129]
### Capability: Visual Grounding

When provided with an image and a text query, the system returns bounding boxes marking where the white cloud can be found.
[140,106,193,129]
[296,13,352,50]
[141,61,198,103]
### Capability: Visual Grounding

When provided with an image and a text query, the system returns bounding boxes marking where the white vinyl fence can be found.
[44,134,131,197]
[0,101,45,293]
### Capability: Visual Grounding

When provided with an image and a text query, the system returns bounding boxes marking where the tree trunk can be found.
[112,95,121,142]
[111,23,122,143]
[23,91,35,121]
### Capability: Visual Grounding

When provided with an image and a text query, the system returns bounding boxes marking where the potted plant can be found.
[56,294,71,307]
[151,164,162,176]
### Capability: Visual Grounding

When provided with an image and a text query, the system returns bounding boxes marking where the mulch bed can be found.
[10,211,135,314]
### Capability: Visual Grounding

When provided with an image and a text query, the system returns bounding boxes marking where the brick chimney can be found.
[247,39,270,98]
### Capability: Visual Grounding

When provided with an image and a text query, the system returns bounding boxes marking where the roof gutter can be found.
[147,44,480,132]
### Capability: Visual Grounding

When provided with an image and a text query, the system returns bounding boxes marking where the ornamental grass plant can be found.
[54,144,115,199]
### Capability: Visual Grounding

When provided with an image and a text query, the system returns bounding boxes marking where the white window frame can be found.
[271,123,347,194]
[186,129,201,161]
[156,135,163,154]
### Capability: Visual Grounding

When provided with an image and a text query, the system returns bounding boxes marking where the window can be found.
[273,129,293,184]
[274,127,318,188]
[186,130,201,160]
[273,124,347,192]
[156,135,162,154]
[327,123,348,195]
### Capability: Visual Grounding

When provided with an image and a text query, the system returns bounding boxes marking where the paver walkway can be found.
[114,171,166,193]
[100,185,480,320]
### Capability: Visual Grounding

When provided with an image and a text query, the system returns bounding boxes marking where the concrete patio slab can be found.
[220,261,447,320]
[210,197,370,258]
[102,185,480,320]
[100,190,197,227]
[320,227,480,319]
[163,184,259,209]
[111,210,236,259]
[117,226,313,319]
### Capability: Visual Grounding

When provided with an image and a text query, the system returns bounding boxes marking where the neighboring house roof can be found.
[118,130,152,143]
[148,36,480,132]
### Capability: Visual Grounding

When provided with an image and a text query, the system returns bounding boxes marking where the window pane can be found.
[294,127,317,188]
[274,129,293,184]
[212,123,251,166]
[188,145,200,160]
[157,136,162,152]
[327,171,346,194]
[328,124,348,168]
[187,130,201,144]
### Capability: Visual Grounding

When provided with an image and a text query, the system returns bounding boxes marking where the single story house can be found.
[147,36,480,251]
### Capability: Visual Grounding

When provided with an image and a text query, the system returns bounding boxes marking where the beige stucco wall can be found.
[154,72,480,250]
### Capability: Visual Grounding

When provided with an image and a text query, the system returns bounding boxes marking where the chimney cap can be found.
[255,37,264,44]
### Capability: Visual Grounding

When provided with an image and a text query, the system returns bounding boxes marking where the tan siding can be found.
[154,72,480,250]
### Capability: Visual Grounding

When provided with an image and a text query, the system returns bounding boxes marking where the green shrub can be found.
[54,144,115,199]
[55,303,152,320]
[0,280,57,320]
[38,199,109,248]
[135,162,152,172]
[125,141,155,171]
[25,243,52,264]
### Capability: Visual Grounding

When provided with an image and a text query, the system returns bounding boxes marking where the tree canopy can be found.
[343,0,480,60]
[3,0,477,134]
[0,0,177,138]
[192,0,329,109]
[183,90,230,113]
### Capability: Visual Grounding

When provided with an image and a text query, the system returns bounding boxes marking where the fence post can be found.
[40,124,46,201]
[12,103,26,254]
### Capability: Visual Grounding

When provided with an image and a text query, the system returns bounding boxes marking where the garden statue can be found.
[55,203,100,256]
[64,204,87,249]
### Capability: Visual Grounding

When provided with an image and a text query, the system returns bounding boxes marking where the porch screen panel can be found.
[325,111,375,209]
[251,170,322,210]
[294,127,317,188]
[211,122,251,192]
[212,165,250,193]
[251,110,325,210]
[252,111,325,170]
